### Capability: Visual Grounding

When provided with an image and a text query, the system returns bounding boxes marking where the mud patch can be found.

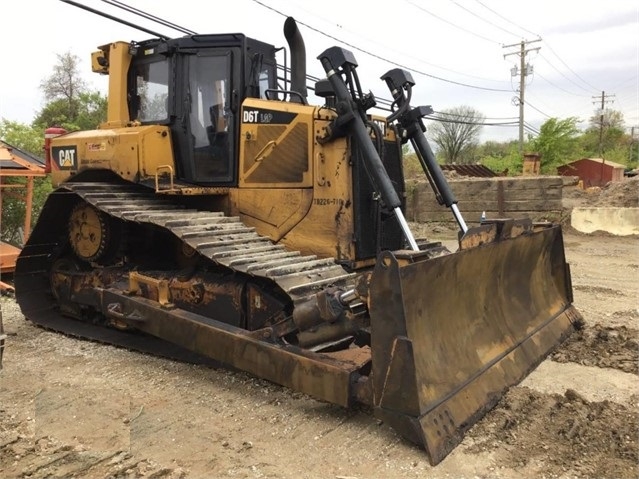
[465,387,638,478]
[552,324,639,374]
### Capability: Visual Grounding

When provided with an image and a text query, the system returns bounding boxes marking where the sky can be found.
[1,0,637,143]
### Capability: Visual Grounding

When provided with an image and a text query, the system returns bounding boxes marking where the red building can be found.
[557,157,625,187]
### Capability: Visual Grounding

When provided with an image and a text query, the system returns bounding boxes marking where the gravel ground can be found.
[0,231,637,479]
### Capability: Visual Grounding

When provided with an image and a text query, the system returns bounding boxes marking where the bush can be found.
[1,176,52,245]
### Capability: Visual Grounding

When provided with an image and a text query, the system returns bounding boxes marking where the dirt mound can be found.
[552,323,639,374]
[596,176,639,207]
[565,177,639,208]
[465,387,638,478]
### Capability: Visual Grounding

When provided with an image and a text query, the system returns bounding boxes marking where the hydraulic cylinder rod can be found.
[318,47,419,251]
[382,69,469,234]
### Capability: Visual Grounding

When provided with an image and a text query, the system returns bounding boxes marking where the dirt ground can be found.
[1,184,638,478]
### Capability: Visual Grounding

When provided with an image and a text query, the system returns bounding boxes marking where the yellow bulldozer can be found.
[14,2,582,465]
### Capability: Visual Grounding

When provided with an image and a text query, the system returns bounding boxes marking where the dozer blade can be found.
[368,223,581,465]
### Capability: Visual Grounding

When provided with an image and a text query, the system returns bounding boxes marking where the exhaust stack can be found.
[283,17,307,103]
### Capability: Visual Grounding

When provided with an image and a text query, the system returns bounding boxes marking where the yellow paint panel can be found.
[49,126,174,186]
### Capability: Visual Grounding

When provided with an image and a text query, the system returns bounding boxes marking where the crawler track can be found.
[15,181,356,362]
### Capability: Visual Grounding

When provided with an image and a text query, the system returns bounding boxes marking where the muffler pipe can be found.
[284,17,307,103]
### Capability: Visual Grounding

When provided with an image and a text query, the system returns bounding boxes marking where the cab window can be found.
[132,58,169,122]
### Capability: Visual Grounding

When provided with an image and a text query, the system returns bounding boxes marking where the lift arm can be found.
[317,47,419,251]
[381,68,468,234]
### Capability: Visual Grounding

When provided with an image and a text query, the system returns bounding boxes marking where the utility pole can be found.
[503,39,541,154]
[592,91,615,156]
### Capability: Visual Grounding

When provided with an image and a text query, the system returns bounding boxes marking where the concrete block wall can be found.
[406,176,564,224]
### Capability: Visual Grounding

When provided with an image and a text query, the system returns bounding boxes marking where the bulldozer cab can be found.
[127,35,278,186]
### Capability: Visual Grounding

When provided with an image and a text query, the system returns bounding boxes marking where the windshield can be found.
[132,58,169,122]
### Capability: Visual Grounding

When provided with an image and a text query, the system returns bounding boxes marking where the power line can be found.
[250,0,512,92]
[432,110,519,120]
[295,1,511,84]
[404,0,502,45]
[426,115,520,126]
[524,100,553,119]
[524,121,540,135]
[544,44,601,93]
[100,0,195,35]
[534,72,590,98]
[472,0,540,39]
[538,54,596,94]
[526,91,594,119]
[471,1,602,95]
[618,102,639,112]
[524,123,539,130]
[449,0,522,40]
[609,74,639,92]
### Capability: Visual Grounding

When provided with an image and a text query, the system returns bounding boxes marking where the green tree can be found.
[33,92,107,131]
[74,92,108,130]
[0,177,53,245]
[40,52,87,120]
[0,119,44,156]
[35,52,107,131]
[478,141,524,176]
[530,117,580,174]
[427,106,485,164]
[0,120,52,245]
[580,109,626,158]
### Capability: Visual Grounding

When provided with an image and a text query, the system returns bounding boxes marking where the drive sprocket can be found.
[68,202,115,262]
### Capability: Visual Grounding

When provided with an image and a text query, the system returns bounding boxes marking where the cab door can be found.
[174,50,240,185]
